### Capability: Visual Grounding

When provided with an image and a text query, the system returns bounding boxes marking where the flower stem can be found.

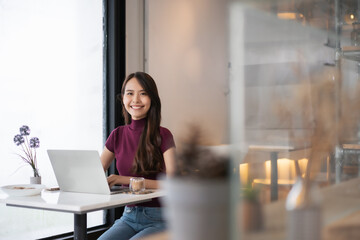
[20,144,31,161]
[34,149,37,169]
[25,136,34,163]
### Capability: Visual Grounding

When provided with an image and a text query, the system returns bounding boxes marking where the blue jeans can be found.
[98,206,166,240]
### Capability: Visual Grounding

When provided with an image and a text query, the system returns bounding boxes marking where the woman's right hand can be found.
[107,174,128,188]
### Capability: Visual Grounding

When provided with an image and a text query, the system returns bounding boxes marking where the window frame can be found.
[103,0,127,228]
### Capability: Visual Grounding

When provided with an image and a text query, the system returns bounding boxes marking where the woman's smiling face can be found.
[123,77,151,120]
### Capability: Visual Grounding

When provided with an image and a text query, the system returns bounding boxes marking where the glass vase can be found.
[30,169,41,184]
[30,176,41,184]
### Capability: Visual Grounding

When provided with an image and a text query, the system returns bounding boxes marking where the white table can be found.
[0,189,165,240]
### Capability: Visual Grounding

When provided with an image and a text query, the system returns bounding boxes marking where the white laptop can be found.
[47,149,128,195]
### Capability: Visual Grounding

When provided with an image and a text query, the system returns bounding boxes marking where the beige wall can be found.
[126,0,144,73]
[145,0,229,145]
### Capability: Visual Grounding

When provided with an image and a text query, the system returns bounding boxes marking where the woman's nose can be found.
[132,94,140,102]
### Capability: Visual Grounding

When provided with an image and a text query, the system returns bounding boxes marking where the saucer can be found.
[0,184,46,197]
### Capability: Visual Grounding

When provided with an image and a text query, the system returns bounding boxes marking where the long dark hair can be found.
[118,72,163,175]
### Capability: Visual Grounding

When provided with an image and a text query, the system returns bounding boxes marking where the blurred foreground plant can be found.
[174,124,229,179]
[276,65,360,196]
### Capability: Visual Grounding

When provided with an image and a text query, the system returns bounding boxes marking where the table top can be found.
[0,189,165,214]
[247,144,311,152]
[342,143,360,150]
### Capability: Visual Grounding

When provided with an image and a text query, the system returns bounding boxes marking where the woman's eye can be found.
[140,92,147,95]
[126,92,133,95]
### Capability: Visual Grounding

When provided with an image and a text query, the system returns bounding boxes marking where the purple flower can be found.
[14,134,25,146]
[29,137,40,148]
[20,125,30,136]
[13,125,41,177]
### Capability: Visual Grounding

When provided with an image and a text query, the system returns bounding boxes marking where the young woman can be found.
[98,72,176,240]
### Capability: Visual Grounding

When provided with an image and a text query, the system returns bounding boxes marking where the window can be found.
[0,0,104,238]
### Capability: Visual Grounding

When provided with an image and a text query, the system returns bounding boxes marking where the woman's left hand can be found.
[107,174,127,188]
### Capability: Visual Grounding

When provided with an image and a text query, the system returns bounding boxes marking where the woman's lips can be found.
[131,105,143,110]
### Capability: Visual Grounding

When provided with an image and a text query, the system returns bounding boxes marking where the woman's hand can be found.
[105,145,176,189]
[107,174,128,188]
[107,174,160,189]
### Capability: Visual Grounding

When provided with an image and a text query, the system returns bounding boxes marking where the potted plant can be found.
[241,184,263,232]
[13,125,41,184]
[162,125,230,240]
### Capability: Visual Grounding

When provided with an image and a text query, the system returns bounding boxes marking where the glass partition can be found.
[128,0,360,239]
[229,0,360,238]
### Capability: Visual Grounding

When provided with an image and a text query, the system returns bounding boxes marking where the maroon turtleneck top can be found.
[105,118,175,207]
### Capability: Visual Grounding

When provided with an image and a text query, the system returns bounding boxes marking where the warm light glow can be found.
[297,158,308,177]
[265,158,296,180]
[252,158,308,186]
[277,12,304,20]
[253,178,296,186]
[344,11,357,24]
[239,163,249,186]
